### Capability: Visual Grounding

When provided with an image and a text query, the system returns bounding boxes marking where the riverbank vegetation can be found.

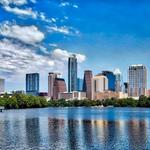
[0,94,150,109]
[0,93,48,109]
[48,95,150,107]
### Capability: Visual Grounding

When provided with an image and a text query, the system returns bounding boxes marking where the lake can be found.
[0,107,150,150]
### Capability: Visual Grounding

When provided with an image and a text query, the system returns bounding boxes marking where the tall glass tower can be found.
[77,78,83,91]
[68,54,77,92]
[128,65,147,97]
[102,71,116,91]
[26,73,39,96]
[114,68,122,92]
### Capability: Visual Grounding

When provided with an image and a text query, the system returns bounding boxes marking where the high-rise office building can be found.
[83,70,93,99]
[102,71,116,91]
[53,78,67,99]
[48,73,58,98]
[124,82,129,94]
[26,73,39,96]
[48,73,66,99]
[128,65,147,97]
[114,68,122,92]
[68,54,77,92]
[0,78,5,93]
[92,74,108,99]
[77,78,83,91]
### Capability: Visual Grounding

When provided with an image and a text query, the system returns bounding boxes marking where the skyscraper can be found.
[68,54,77,92]
[0,78,5,94]
[53,78,67,100]
[92,74,108,100]
[124,82,129,94]
[26,73,39,96]
[48,73,58,98]
[48,73,67,99]
[77,78,83,91]
[128,65,147,98]
[102,71,116,91]
[83,70,93,99]
[114,68,122,92]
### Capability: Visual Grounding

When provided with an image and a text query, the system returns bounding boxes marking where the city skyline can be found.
[1,62,150,93]
[0,0,150,92]
[1,1,150,150]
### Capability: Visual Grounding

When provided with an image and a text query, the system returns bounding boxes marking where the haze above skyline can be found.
[0,0,149,92]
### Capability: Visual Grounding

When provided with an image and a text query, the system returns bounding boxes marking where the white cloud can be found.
[73,4,78,8]
[60,2,78,8]
[0,22,45,45]
[49,43,58,47]
[0,39,86,78]
[51,49,86,63]
[47,25,80,36]
[51,18,56,22]
[60,2,70,7]
[29,0,36,3]
[0,0,28,6]
[3,6,37,18]
[64,16,68,20]
[0,0,38,19]
[39,12,57,23]
[48,26,69,34]
[0,39,54,75]
[39,45,49,54]
[0,0,36,6]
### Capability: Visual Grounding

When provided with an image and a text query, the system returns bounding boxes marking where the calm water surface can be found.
[0,107,150,150]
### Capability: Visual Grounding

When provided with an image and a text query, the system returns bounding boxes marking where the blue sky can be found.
[0,0,149,92]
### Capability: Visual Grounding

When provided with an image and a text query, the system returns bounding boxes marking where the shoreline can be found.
[2,105,150,111]
[1,93,150,110]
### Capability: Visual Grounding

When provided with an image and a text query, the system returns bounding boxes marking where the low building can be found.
[39,92,48,97]
[59,91,87,100]
[118,92,128,99]
[39,92,49,101]
[147,90,150,97]
[12,90,25,94]
[0,93,12,98]
[93,91,128,100]
[93,91,117,100]
[59,92,72,100]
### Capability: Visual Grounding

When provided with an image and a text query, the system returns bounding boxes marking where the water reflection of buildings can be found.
[0,115,27,149]
[25,118,40,148]
[67,120,79,150]
[48,118,66,149]
[1,110,150,149]
[46,118,150,149]
[127,120,147,150]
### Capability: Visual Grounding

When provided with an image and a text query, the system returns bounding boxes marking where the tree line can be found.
[0,93,48,109]
[48,95,150,107]
[0,94,150,109]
